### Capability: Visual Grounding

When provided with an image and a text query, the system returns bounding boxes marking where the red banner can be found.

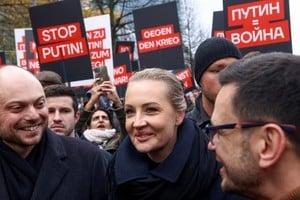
[36,22,88,64]
[113,64,132,86]
[137,24,182,53]
[226,0,290,48]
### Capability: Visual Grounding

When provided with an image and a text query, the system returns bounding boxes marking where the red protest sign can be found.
[113,64,131,86]
[137,24,182,53]
[226,0,290,48]
[175,68,193,91]
[86,28,111,69]
[37,22,82,45]
[36,22,88,64]
[37,37,88,63]
[86,28,106,41]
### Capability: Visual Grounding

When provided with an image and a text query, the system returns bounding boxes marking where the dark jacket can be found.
[0,129,108,200]
[186,93,210,126]
[107,118,245,200]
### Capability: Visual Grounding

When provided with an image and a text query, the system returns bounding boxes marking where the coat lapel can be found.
[0,166,9,200]
[31,130,69,200]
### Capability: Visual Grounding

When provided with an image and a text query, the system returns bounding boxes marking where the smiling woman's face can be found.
[124,79,185,162]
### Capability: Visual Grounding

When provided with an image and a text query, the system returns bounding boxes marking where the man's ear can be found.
[257,124,287,168]
[75,111,80,123]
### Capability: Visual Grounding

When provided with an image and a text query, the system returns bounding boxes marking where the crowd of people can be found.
[1,36,300,200]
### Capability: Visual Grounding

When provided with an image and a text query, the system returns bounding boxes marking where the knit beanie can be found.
[194,37,242,82]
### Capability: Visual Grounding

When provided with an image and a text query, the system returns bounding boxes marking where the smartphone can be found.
[94,66,110,85]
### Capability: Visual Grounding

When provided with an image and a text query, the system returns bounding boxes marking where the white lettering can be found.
[143,27,172,39]
[231,1,281,21]
[42,42,83,59]
[139,41,155,50]
[114,67,125,75]
[155,36,180,47]
[231,26,285,44]
[42,25,77,42]
[91,49,110,59]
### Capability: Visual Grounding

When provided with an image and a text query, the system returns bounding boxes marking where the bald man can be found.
[0,65,108,199]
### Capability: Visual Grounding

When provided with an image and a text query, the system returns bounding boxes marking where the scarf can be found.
[108,118,219,200]
[0,133,46,200]
[83,128,116,149]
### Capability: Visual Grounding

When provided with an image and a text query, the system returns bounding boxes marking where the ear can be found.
[258,124,287,168]
[74,111,80,123]
[175,110,185,126]
[198,80,203,88]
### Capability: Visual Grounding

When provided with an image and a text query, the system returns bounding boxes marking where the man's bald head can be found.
[0,65,41,82]
[0,65,48,158]
[0,65,44,98]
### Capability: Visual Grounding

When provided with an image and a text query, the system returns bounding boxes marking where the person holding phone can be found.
[94,66,110,86]
[75,73,125,139]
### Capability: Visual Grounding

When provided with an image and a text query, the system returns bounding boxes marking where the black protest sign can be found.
[113,52,132,98]
[29,0,92,82]
[0,52,5,66]
[223,0,292,54]
[25,30,40,74]
[133,2,185,70]
[212,11,225,37]
[131,60,140,72]
[115,41,135,61]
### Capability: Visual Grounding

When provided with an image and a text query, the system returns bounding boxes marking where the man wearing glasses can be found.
[206,52,300,200]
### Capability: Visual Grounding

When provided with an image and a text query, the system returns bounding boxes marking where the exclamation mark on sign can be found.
[79,41,83,53]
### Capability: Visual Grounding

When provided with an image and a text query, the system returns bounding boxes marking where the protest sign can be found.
[115,41,135,61]
[84,14,114,80]
[223,0,292,54]
[133,2,185,71]
[0,52,5,66]
[29,0,92,82]
[113,52,132,98]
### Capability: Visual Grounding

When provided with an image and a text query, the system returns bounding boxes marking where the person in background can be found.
[44,84,80,137]
[81,107,123,154]
[75,79,125,136]
[184,92,194,112]
[207,52,300,199]
[191,88,200,104]
[35,70,63,88]
[186,37,242,126]
[0,65,108,200]
[107,68,245,200]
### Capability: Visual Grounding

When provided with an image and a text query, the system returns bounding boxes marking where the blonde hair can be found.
[128,68,187,111]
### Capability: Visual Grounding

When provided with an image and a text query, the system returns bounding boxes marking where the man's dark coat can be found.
[0,129,108,200]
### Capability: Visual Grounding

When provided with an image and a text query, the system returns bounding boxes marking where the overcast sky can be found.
[194,0,222,33]
[194,0,300,55]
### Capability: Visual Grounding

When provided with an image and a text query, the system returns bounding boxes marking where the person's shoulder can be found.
[48,130,103,154]
[186,103,200,121]
[57,134,112,163]
[185,108,195,118]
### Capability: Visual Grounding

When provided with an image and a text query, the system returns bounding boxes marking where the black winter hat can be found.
[194,37,242,82]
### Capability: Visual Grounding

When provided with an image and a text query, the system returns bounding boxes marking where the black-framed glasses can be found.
[203,120,297,142]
